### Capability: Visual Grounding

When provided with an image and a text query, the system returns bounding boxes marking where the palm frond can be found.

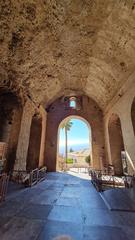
[61,120,73,131]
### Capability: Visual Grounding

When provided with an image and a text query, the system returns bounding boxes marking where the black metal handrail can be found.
[89,169,134,192]
[0,173,9,202]
[38,166,47,182]
[11,166,47,187]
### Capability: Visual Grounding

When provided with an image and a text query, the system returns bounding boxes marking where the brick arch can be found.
[44,95,106,171]
[108,113,125,175]
[56,115,92,171]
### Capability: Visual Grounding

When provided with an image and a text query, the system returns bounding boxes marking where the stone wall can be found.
[44,95,105,172]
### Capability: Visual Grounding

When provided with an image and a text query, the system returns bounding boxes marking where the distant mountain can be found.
[59,143,91,156]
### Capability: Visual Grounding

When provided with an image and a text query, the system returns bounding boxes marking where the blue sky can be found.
[59,118,91,154]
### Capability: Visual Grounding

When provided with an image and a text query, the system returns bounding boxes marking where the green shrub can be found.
[69,148,74,152]
[66,158,73,164]
[85,155,91,165]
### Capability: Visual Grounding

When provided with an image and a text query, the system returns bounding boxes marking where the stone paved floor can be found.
[0,172,135,240]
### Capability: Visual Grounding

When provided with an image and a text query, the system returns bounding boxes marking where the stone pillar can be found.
[120,110,135,175]
[14,100,35,171]
[104,117,112,167]
[39,106,47,168]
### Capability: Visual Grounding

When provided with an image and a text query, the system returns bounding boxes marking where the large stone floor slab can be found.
[0,217,44,240]
[100,188,135,211]
[0,172,135,240]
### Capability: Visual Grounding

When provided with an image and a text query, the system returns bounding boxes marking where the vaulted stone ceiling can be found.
[0,0,135,109]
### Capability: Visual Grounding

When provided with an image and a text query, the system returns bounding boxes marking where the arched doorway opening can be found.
[44,95,105,172]
[131,97,135,135]
[26,114,42,171]
[57,116,92,171]
[0,91,23,173]
[108,113,126,175]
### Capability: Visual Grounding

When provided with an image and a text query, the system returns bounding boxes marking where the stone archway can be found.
[131,97,135,136]
[108,113,125,175]
[56,115,92,171]
[26,114,42,171]
[44,95,106,172]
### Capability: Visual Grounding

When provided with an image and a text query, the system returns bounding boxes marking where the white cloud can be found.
[59,139,90,147]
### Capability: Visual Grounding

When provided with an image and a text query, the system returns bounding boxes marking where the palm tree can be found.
[61,120,73,165]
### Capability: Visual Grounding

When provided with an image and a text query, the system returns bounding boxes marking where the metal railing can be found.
[11,166,47,187]
[89,169,134,192]
[29,168,39,186]
[38,166,47,182]
[0,174,9,202]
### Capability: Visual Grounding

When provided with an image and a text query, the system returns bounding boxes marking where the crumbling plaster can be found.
[1,1,135,109]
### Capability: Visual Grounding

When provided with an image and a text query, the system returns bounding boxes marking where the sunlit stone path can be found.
[0,172,135,240]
